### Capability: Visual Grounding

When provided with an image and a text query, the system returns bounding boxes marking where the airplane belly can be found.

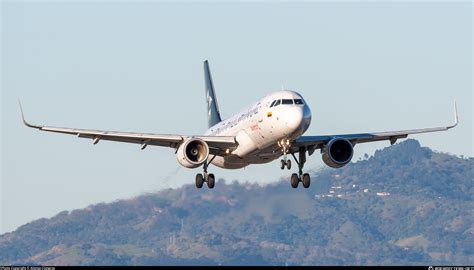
[211,152,279,169]
[243,153,280,164]
[211,156,247,169]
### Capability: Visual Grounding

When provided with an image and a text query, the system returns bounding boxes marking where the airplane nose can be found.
[282,104,312,135]
[283,107,304,130]
[303,104,312,130]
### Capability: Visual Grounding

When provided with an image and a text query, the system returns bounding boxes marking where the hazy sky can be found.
[1,1,472,234]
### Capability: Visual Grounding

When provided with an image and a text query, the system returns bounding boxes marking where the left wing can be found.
[19,102,238,155]
[294,101,458,153]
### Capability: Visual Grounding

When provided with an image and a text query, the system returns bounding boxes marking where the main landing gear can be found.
[195,155,216,189]
[280,145,311,189]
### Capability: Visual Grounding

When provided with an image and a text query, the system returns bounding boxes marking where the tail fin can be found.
[204,60,222,128]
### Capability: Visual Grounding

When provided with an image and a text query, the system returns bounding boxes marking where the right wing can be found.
[294,100,459,153]
[19,102,238,156]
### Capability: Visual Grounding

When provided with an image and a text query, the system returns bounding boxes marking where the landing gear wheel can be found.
[281,160,291,170]
[302,173,310,188]
[195,173,204,189]
[291,173,299,188]
[207,173,215,189]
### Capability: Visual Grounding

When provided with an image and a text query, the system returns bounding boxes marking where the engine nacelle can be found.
[321,138,354,168]
[176,138,209,168]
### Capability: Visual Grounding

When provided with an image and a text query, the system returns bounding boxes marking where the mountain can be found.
[1,139,472,265]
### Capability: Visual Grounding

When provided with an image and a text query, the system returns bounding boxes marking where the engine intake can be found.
[322,138,354,168]
[176,138,209,168]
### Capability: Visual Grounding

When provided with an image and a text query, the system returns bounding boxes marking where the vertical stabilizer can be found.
[204,60,222,127]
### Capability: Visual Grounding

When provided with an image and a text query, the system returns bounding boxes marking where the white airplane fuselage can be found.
[206,90,311,169]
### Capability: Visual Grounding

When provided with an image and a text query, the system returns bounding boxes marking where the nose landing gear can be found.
[280,159,291,170]
[279,139,292,170]
[277,140,311,188]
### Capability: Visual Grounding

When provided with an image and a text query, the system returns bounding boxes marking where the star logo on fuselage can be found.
[207,90,213,117]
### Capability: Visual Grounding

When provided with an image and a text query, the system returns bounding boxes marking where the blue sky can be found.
[1,1,472,234]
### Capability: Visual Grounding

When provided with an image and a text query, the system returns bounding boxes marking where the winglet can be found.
[18,100,42,129]
[447,99,459,129]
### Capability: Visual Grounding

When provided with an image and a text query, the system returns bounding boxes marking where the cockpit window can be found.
[294,99,304,105]
[274,99,281,107]
[282,99,293,105]
[270,100,276,107]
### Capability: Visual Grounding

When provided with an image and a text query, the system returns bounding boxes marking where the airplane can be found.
[20,60,459,189]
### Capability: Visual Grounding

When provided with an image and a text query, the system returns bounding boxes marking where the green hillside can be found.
[1,139,472,265]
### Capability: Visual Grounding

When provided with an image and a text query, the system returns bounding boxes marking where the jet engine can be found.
[321,138,354,168]
[176,138,209,168]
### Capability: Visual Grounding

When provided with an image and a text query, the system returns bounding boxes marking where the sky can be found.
[1,1,472,234]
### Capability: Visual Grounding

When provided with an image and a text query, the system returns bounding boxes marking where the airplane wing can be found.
[294,101,459,154]
[19,103,238,155]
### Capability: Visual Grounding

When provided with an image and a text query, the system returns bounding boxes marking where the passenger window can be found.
[282,99,293,105]
[294,99,304,105]
[274,99,281,107]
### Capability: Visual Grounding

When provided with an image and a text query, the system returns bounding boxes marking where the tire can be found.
[287,160,291,170]
[302,173,310,188]
[291,173,299,188]
[195,173,204,188]
[280,160,286,170]
[207,173,215,189]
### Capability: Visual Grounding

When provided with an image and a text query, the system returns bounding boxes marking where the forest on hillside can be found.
[1,139,472,265]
